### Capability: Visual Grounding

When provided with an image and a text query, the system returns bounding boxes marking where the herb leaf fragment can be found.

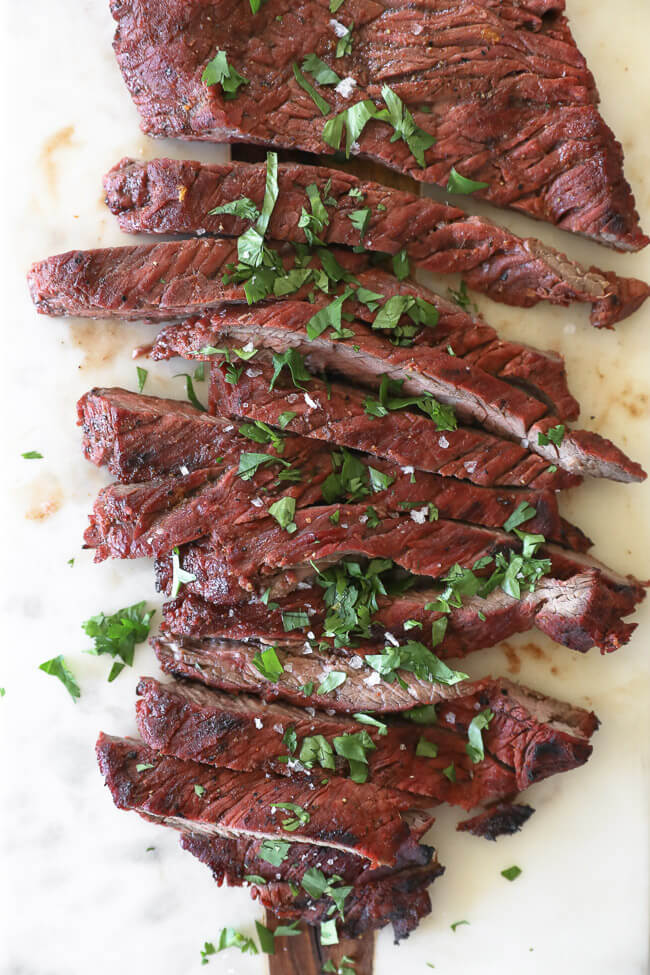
[39,655,80,701]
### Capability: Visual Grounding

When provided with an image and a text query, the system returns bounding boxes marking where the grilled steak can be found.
[103,157,649,328]
[108,0,648,251]
[79,386,579,492]
[96,733,425,866]
[161,562,640,656]
[179,831,442,942]
[135,677,596,806]
[153,309,646,482]
[457,802,535,840]
[150,628,602,714]
[206,354,585,491]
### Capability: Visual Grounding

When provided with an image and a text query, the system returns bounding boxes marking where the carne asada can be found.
[96,732,428,866]
[135,676,597,806]
[180,830,443,942]
[109,0,648,251]
[104,157,649,327]
[456,802,535,841]
[157,307,645,482]
[79,386,579,491]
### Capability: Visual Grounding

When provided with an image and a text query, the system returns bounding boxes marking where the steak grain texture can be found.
[108,0,648,251]
[104,157,649,327]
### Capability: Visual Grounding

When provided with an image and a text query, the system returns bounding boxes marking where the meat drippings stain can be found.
[69,319,125,368]
[25,476,63,522]
[40,125,76,194]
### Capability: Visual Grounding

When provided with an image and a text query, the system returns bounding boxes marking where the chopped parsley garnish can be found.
[302,54,341,86]
[174,372,206,412]
[300,734,336,770]
[170,546,197,599]
[314,556,395,645]
[298,182,332,246]
[136,762,154,772]
[348,207,371,238]
[82,600,154,681]
[330,0,345,10]
[201,51,248,99]
[243,873,267,885]
[301,868,352,917]
[323,85,434,166]
[364,505,380,528]
[335,24,354,58]
[278,411,297,428]
[321,448,394,505]
[465,708,494,763]
[370,294,439,345]
[301,681,315,696]
[252,645,284,682]
[503,501,536,533]
[364,375,456,431]
[447,279,477,313]
[274,801,310,831]
[415,737,439,758]
[202,928,258,960]
[136,366,148,393]
[194,784,206,797]
[392,248,410,280]
[293,62,331,115]
[446,166,489,194]
[209,197,260,222]
[442,762,456,782]
[39,655,80,701]
[21,450,43,459]
[306,289,355,340]
[450,920,469,932]
[324,957,356,975]
[268,496,297,533]
[238,419,284,452]
[366,640,468,686]
[317,671,347,695]
[501,865,522,882]
[282,726,298,753]
[258,838,291,866]
[353,712,387,734]
[270,348,312,390]
[403,704,437,724]
[537,424,565,447]
[255,920,301,954]
[333,730,376,782]
[282,611,309,632]
[320,918,339,945]
[237,451,291,480]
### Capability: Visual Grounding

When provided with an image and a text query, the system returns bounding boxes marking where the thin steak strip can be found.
[135,677,597,806]
[108,0,648,251]
[104,157,649,327]
[78,386,579,492]
[158,306,645,482]
[96,733,424,867]
[160,564,639,655]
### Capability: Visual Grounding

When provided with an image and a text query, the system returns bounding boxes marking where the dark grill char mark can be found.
[151,309,646,483]
[103,156,649,327]
[456,802,535,840]
[135,676,597,807]
[95,733,426,867]
[78,386,580,492]
[179,831,442,942]
[108,0,648,251]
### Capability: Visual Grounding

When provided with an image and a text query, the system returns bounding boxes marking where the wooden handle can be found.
[265,911,375,975]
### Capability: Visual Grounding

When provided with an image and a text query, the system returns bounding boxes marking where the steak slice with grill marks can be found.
[108,0,648,252]
[103,157,648,328]
[78,386,579,492]
[135,677,597,807]
[161,559,640,655]
[206,354,587,499]
[179,831,442,943]
[154,308,646,483]
[456,802,535,841]
[96,733,426,867]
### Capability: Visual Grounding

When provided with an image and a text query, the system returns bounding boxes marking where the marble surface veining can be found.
[1,1,649,973]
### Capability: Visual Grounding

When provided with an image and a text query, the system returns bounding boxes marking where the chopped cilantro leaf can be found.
[269,496,297,533]
[136,366,148,392]
[21,450,43,459]
[282,610,309,632]
[392,248,410,280]
[335,24,354,58]
[537,424,565,447]
[466,708,494,763]
[270,348,312,390]
[258,839,291,865]
[302,54,341,86]
[252,645,284,682]
[503,501,537,533]
[39,655,80,701]
[501,865,522,882]
[82,600,154,680]
[174,372,206,411]
[201,50,248,99]
[450,920,469,932]
[446,166,489,194]
[170,546,197,599]
[317,671,347,695]
[293,62,331,115]
[208,197,260,221]
[194,784,206,797]
[415,737,439,758]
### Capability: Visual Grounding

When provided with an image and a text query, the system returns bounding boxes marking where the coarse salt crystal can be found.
[246,367,262,378]
[251,497,263,507]
[242,340,255,352]
[385,631,399,646]
[335,76,357,99]
[180,465,189,476]
[402,465,415,474]
[364,672,381,686]
[330,17,347,36]
[307,631,315,639]
[464,461,477,473]
[349,655,363,670]
[438,435,449,449]
[254,718,263,729]
[304,393,318,409]
[446,712,456,724]
[285,662,293,672]
[273,723,284,734]
[520,438,529,449]
[410,506,428,524]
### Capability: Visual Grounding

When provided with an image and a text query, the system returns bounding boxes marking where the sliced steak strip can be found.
[206,354,582,493]
[156,308,645,482]
[179,831,442,942]
[78,386,579,492]
[135,677,596,807]
[108,0,648,251]
[96,733,421,867]
[161,559,640,656]
[104,157,649,328]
